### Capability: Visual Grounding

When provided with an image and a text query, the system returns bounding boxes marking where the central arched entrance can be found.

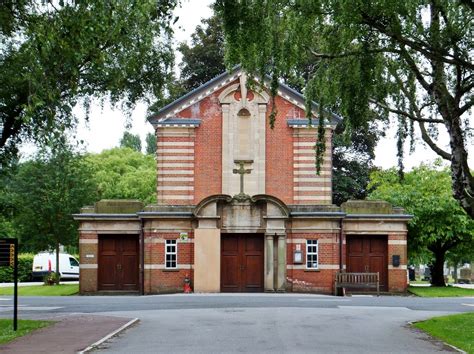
[193,194,289,293]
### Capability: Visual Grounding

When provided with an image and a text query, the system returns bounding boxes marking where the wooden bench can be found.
[334,272,380,296]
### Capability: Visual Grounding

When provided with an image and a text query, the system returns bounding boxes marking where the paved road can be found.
[0,293,473,313]
[0,294,472,353]
[98,307,456,354]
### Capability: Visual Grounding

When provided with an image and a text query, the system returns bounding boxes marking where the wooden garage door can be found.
[221,234,264,292]
[98,235,139,291]
[347,235,388,291]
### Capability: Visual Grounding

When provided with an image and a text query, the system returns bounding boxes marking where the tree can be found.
[369,163,473,286]
[120,132,142,152]
[332,121,379,205]
[0,158,19,240]
[86,148,156,204]
[2,146,156,259]
[145,132,157,155]
[0,1,177,161]
[178,13,226,91]
[149,12,226,110]
[10,143,97,280]
[446,242,474,282]
[216,0,474,218]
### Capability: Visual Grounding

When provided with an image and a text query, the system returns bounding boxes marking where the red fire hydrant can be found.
[183,273,192,293]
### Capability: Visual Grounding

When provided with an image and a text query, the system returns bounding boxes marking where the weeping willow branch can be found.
[418,121,452,160]
[361,12,474,71]
[387,69,453,161]
[369,99,443,123]
[309,47,400,59]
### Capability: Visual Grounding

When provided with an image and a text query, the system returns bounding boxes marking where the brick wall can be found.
[156,130,196,205]
[265,96,295,204]
[192,94,223,202]
[285,232,340,294]
[160,78,335,205]
[292,129,333,204]
[163,85,233,204]
[79,232,98,294]
[143,231,195,294]
[388,233,408,292]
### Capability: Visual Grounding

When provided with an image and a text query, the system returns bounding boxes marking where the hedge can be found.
[0,253,34,282]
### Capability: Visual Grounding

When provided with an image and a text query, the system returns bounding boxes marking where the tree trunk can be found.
[55,242,60,285]
[444,114,474,219]
[453,263,458,283]
[427,5,474,219]
[430,250,446,287]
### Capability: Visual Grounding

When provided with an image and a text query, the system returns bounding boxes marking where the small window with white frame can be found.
[306,240,318,269]
[165,239,177,269]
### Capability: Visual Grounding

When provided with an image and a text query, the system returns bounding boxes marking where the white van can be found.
[32,252,79,280]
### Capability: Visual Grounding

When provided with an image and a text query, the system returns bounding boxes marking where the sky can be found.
[22,0,472,170]
[64,1,215,158]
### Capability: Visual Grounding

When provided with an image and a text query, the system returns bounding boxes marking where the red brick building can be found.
[75,67,411,294]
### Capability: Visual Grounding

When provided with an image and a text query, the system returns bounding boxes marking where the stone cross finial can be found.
[233,160,253,196]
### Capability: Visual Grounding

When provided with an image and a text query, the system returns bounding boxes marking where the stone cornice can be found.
[344,214,413,220]
[137,212,194,219]
[72,214,138,221]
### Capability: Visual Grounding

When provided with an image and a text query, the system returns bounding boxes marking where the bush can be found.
[0,253,34,282]
[43,272,60,285]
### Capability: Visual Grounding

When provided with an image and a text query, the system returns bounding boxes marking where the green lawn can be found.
[414,313,474,354]
[0,284,78,296]
[408,285,474,297]
[0,319,53,344]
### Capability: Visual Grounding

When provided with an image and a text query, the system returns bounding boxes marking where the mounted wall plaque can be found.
[392,255,400,267]
[293,250,303,264]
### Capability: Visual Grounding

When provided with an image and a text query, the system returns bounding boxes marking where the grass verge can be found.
[408,285,474,297]
[0,319,53,344]
[0,284,78,296]
[413,312,474,354]
[409,280,430,285]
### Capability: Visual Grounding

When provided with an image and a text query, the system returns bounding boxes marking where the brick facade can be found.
[286,232,339,293]
[265,96,296,204]
[76,67,410,295]
[143,231,195,293]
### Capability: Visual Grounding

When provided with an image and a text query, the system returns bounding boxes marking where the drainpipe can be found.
[339,218,343,271]
[140,218,145,295]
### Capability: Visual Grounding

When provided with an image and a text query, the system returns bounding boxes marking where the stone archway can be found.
[193,194,288,292]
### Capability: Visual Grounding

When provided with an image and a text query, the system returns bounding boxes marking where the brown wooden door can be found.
[98,235,139,291]
[347,235,388,291]
[221,234,264,292]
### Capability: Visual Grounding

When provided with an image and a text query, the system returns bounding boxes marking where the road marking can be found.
[351,295,374,297]
[0,306,63,311]
[298,298,351,302]
[338,306,411,310]
[462,303,474,307]
[0,298,11,301]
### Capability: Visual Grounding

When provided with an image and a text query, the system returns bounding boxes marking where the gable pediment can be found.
[148,66,341,127]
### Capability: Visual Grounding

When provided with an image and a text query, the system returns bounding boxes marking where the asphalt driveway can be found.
[97,306,458,354]
[0,294,472,353]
